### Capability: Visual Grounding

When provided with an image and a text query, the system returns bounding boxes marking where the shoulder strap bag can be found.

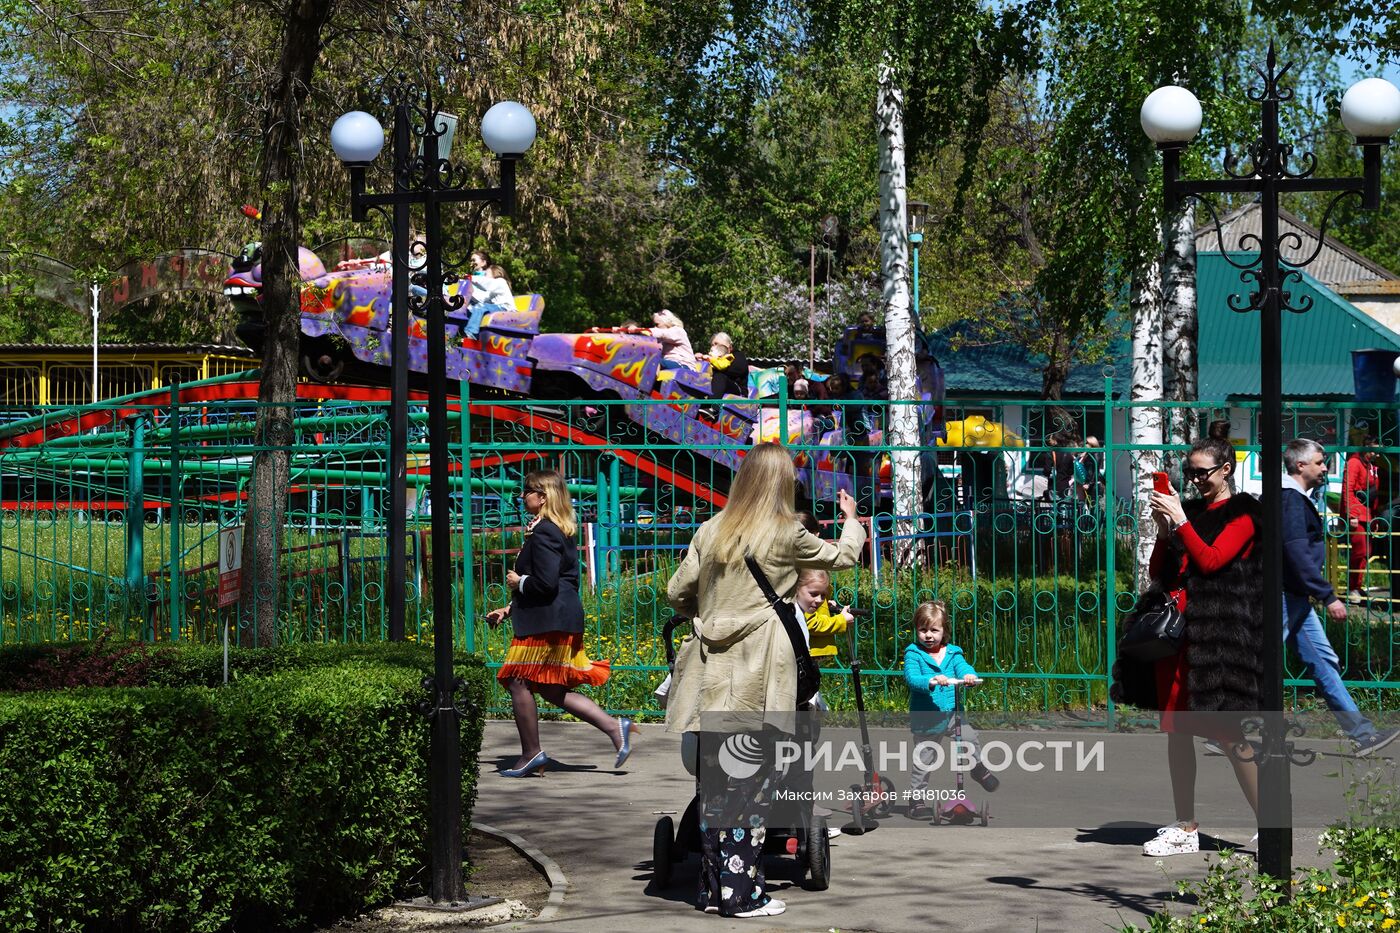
[1118,588,1186,662]
[745,556,823,707]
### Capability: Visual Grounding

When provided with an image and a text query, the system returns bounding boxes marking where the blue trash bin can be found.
[1351,349,1400,403]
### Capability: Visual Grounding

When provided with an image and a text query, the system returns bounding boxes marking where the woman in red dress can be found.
[1113,424,1262,856]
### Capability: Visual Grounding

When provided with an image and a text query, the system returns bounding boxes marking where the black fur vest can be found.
[1111,492,1264,713]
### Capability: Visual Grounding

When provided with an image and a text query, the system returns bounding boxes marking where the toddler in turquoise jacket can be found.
[903,600,999,818]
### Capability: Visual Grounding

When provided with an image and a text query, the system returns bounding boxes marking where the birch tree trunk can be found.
[1129,246,1166,590]
[875,61,921,566]
[1162,209,1198,461]
[240,0,337,645]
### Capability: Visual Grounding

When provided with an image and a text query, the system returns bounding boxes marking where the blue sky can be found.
[1339,58,1400,86]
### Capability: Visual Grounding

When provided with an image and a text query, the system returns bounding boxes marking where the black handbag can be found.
[1119,589,1186,662]
[745,556,823,705]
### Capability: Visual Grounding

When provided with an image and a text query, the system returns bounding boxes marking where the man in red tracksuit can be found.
[1342,435,1382,601]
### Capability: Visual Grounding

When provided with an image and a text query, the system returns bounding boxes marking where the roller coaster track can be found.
[0,374,729,507]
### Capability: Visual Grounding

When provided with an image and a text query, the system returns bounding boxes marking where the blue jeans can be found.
[465,303,490,338]
[1283,593,1375,741]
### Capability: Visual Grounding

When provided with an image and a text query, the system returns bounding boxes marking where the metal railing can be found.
[1,375,1396,720]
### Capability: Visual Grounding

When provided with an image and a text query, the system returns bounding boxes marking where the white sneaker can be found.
[733,898,786,918]
[1143,822,1200,856]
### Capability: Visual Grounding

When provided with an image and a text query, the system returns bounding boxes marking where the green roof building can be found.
[1197,252,1400,400]
[931,251,1400,403]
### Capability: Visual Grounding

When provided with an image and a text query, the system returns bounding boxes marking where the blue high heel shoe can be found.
[615,718,634,768]
[500,750,549,777]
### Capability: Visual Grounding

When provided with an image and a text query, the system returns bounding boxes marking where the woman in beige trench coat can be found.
[665,442,865,918]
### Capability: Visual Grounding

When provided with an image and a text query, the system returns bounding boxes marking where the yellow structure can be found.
[0,344,256,409]
[937,414,1025,448]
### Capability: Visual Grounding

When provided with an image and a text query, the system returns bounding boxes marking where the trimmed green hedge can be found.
[0,644,492,932]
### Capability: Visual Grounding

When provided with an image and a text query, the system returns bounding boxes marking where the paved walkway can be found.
[473,720,1352,932]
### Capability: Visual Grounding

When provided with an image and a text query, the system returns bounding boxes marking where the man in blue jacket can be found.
[1283,438,1398,756]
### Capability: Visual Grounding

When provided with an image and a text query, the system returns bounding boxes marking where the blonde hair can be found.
[913,600,949,647]
[795,568,831,597]
[525,470,576,536]
[708,442,796,565]
[488,264,510,285]
[653,308,683,329]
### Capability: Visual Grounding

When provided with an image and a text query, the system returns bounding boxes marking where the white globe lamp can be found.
[1341,78,1400,140]
[330,111,385,164]
[1141,86,1203,145]
[480,102,537,157]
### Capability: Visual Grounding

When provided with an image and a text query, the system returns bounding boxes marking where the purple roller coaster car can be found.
[223,241,944,499]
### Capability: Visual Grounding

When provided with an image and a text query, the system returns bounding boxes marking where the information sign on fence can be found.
[218,527,243,608]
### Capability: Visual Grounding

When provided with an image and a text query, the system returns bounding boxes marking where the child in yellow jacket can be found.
[794,568,854,661]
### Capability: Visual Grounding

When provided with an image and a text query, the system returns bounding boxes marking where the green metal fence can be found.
[1,375,1397,720]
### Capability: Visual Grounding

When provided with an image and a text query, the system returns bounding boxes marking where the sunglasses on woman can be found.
[1182,463,1225,483]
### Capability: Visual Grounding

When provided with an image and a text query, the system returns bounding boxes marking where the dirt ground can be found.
[318,830,553,932]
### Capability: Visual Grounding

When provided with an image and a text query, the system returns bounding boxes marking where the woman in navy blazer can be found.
[485,470,634,776]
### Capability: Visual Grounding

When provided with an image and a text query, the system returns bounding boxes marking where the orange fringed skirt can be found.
[497,632,611,688]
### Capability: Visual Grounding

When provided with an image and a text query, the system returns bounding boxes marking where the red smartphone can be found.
[1152,471,1171,495]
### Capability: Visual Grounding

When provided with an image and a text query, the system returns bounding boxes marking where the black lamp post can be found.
[332,88,537,904]
[1141,44,1400,883]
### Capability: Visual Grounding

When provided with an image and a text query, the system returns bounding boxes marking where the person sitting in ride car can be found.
[701,331,748,399]
[649,309,698,371]
[465,265,516,337]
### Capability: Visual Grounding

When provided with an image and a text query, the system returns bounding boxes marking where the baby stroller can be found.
[651,616,832,891]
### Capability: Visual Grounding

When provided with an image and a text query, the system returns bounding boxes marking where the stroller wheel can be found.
[653,816,675,888]
[805,816,831,890]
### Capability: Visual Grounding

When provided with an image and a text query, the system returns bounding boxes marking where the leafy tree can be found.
[1253,0,1398,63]
[1035,0,1246,399]
[0,0,749,638]
[741,274,883,360]
[796,0,1038,558]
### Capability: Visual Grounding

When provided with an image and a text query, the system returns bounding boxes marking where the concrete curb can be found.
[474,822,569,923]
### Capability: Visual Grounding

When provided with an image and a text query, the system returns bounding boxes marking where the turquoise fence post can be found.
[609,454,621,577]
[1103,373,1117,729]
[461,378,476,653]
[778,373,789,446]
[124,415,147,620]
[168,383,182,641]
[595,459,607,585]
